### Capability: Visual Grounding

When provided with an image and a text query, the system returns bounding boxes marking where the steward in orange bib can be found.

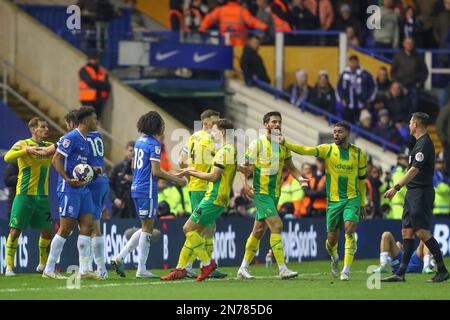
[199,0,268,46]
[78,53,111,119]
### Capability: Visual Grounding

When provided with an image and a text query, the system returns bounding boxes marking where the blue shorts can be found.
[88,181,109,220]
[391,250,424,274]
[58,191,94,219]
[133,198,158,219]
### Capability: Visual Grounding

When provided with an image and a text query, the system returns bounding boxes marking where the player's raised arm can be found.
[180,165,224,182]
[151,160,186,187]
[284,140,322,157]
[4,141,40,162]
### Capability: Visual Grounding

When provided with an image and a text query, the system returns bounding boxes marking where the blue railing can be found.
[251,77,402,153]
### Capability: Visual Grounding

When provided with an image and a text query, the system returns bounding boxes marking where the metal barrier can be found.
[252,77,402,153]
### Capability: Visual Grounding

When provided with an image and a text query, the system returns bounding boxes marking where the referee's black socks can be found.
[425,237,448,274]
[396,239,415,276]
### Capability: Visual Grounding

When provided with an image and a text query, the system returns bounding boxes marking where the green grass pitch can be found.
[1,258,449,300]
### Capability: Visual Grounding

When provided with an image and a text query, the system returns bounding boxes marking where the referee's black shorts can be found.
[402,187,435,230]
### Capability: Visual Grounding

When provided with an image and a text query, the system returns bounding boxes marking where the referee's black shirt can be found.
[407,133,435,189]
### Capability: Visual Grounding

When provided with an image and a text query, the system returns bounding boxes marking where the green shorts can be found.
[189,191,206,213]
[254,194,280,221]
[326,197,360,232]
[189,199,224,228]
[10,195,53,230]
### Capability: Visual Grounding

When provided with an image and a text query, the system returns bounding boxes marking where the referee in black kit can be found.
[382,113,449,283]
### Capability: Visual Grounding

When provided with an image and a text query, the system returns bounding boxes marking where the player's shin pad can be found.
[344,233,356,267]
[186,231,209,264]
[243,234,261,265]
[270,233,285,265]
[326,239,338,257]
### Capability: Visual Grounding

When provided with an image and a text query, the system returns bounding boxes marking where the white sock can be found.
[342,265,350,274]
[137,232,152,273]
[186,262,193,270]
[92,236,106,273]
[44,234,66,274]
[278,264,287,272]
[77,235,92,274]
[240,260,250,269]
[88,252,94,272]
[380,252,389,266]
[423,254,431,268]
[118,228,142,261]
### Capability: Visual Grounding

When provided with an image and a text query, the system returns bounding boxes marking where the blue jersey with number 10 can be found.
[131,134,161,199]
[87,131,107,184]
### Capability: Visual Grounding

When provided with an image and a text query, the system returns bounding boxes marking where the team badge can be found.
[415,152,424,162]
[62,139,71,148]
[155,146,161,155]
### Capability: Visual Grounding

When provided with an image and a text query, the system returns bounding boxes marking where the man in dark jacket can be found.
[240,35,271,85]
[336,55,377,123]
[391,37,429,113]
[3,162,18,219]
[109,141,136,218]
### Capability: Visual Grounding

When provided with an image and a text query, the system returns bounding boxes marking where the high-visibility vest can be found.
[169,9,189,32]
[311,175,326,210]
[79,65,108,102]
[385,166,407,219]
[434,182,450,215]
[272,0,288,13]
[199,2,267,46]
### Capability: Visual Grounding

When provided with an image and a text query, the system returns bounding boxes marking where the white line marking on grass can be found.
[0,270,368,294]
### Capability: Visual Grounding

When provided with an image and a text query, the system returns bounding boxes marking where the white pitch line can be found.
[0,270,369,294]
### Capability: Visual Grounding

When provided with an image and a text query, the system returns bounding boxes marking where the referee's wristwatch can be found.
[394,184,402,191]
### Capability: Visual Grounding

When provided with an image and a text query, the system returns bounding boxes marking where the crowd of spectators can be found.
[170,0,449,51]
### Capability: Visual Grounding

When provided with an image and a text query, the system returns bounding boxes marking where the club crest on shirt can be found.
[415,152,424,162]
[155,146,161,155]
[62,139,71,148]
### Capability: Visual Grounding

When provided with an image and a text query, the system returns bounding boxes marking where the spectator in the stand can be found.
[336,55,377,123]
[314,157,325,179]
[374,109,397,143]
[376,66,393,95]
[309,70,335,115]
[366,165,383,218]
[373,0,400,48]
[384,82,409,124]
[169,0,188,31]
[433,0,450,66]
[287,69,312,108]
[303,0,334,31]
[400,6,422,46]
[391,37,428,113]
[199,0,267,46]
[359,109,373,131]
[278,173,304,217]
[240,35,271,85]
[159,135,172,172]
[3,162,18,219]
[288,0,319,45]
[157,201,176,220]
[303,168,327,217]
[109,141,136,218]
[79,52,111,120]
[416,0,441,48]
[185,0,209,32]
[334,4,362,42]
[271,0,290,23]
[436,101,450,174]
[385,154,409,219]
[255,0,291,43]
[346,26,360,46]
[433,152,450,216]
[158,179,184,216]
